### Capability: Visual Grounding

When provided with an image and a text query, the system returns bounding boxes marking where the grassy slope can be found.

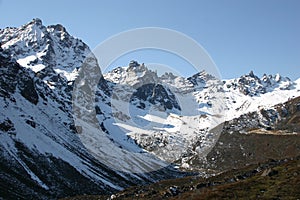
[61,156,300,200]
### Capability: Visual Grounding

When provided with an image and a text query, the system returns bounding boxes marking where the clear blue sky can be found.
[0,0,299,80]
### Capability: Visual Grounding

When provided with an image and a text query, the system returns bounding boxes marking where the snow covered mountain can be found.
[0,19,183,199]
[0,19,299,199]
[103,61,299,169]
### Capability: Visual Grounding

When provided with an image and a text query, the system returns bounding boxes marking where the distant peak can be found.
[199,70,209,76]
[161,72,177,79]
[127,60,148,72]
[18,18,46,33]
[190,70,215,80]
[128,60,141,68]
[239,70,259,80]
[47,24,67,33]
[262,73,290,83]
[249,70,255,77]
[274,73,281,82]
[28,18,43,26]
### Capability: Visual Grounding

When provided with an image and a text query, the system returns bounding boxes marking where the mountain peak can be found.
[187,70,216,86]
[242,70,259,79]
[104,61,159,87]
[0,19,92,82]
[22,18,44,31]
[224,71,294,96]
[160,72,177,80]
[47,24,67,32]
[274,73,281,82]
[27,18,43,26]
[193,70,215,79]
[127,60,147,73]
[248,70,255,77]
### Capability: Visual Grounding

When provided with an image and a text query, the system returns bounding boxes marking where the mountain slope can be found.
[0,44,131,199]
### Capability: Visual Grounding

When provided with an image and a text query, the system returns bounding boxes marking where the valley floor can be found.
[62,156,300,200]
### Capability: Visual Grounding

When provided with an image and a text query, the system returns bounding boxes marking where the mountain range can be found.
[0,19,299,199]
